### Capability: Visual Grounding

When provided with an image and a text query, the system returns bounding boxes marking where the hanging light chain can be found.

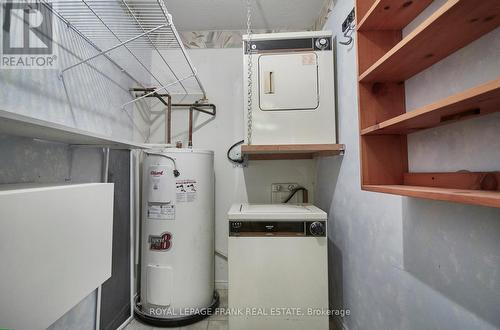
[246,0,253,145]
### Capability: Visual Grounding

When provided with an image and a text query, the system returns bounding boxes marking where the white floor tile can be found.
[207,320,228,330]
[124,319,152,330]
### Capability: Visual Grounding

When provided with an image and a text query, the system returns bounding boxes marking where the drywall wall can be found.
[315,1,500,329]
[149,48,317,284]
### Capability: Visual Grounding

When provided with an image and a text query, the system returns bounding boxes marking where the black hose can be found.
[227,140,245,164]
[283,187,308,203]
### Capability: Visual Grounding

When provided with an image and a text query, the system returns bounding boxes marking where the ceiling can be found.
[165,0,330,31]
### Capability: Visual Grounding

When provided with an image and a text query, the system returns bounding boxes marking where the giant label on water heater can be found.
[147,165,176,220]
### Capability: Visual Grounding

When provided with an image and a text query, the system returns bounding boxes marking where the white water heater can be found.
[136,148,217,326]
[243,31,337,145]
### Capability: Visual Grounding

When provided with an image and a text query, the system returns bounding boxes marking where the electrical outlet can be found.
[271,183,300,204]
[342,8,356,32]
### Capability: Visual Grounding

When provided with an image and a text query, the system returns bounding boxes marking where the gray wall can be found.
[315,1,500,329]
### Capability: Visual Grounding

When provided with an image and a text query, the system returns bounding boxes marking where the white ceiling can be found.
[165,0,329,31]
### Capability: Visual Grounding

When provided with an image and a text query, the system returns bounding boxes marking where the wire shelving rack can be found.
[43,0,207,108]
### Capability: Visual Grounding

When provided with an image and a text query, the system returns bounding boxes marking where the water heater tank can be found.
[136,148,218,326]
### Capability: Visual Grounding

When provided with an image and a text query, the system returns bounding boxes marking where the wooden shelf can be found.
[241,144,345,160]
[363,184,500,209]
[356,0,500,208]
[359,0,500,82]
[361,79,500,135]
[0,109,147,149]
[358,0,433,31]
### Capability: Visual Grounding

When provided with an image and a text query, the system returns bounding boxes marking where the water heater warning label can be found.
[148,202,175,220]
[176,179,197,203]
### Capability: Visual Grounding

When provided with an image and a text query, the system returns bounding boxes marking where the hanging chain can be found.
[246,0,253,145]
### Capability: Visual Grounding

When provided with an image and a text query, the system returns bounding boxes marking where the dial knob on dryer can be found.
[315,37,329,50]
[309,221,325,236]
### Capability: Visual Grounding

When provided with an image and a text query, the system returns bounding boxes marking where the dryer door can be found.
[258,52,319,111]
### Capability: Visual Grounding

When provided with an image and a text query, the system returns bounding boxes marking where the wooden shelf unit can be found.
[363,185,500,209]
[356,0,500,208]
[359,0,500,82]
[361,79,500,135]
[241,144,345,160]
[357,0,433,31]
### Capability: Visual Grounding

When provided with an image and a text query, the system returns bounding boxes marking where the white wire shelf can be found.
[43,0,207,107]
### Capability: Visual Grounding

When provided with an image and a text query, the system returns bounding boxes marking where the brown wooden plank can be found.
[404,172,500,191]
[241,144,345,154]
[358,0,433,31]
[356,0,378,25]
[360,135,408,185]
[247,153,313,160]
[241,144,345,160]
[363,184,500,208]
[359,82,406,129]
[361,79,500,135]
[357,30,401,75]
[359,0,500,82]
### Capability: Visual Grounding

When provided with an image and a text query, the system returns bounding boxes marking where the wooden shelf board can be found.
[358,0,433,31]
[404,172,500,191]
[363,184,500,208]
[361,79,500,135]
[359,0,500,82]
[241,144,345,160]
[0,109,147,149]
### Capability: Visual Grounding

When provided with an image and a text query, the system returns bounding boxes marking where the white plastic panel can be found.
[228,203,327,220]
[147,265,173,306]
[0,183,114,330]
[259,53,319,111]
[228,237,328,329]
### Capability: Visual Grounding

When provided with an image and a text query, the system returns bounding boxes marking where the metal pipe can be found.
[120,74,194,109]
[192,105,216,116]
[188,107,194,148]
[132,90,173,144]
[129,89,216,116]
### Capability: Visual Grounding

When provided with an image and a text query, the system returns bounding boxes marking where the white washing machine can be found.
[227,204,328,330]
